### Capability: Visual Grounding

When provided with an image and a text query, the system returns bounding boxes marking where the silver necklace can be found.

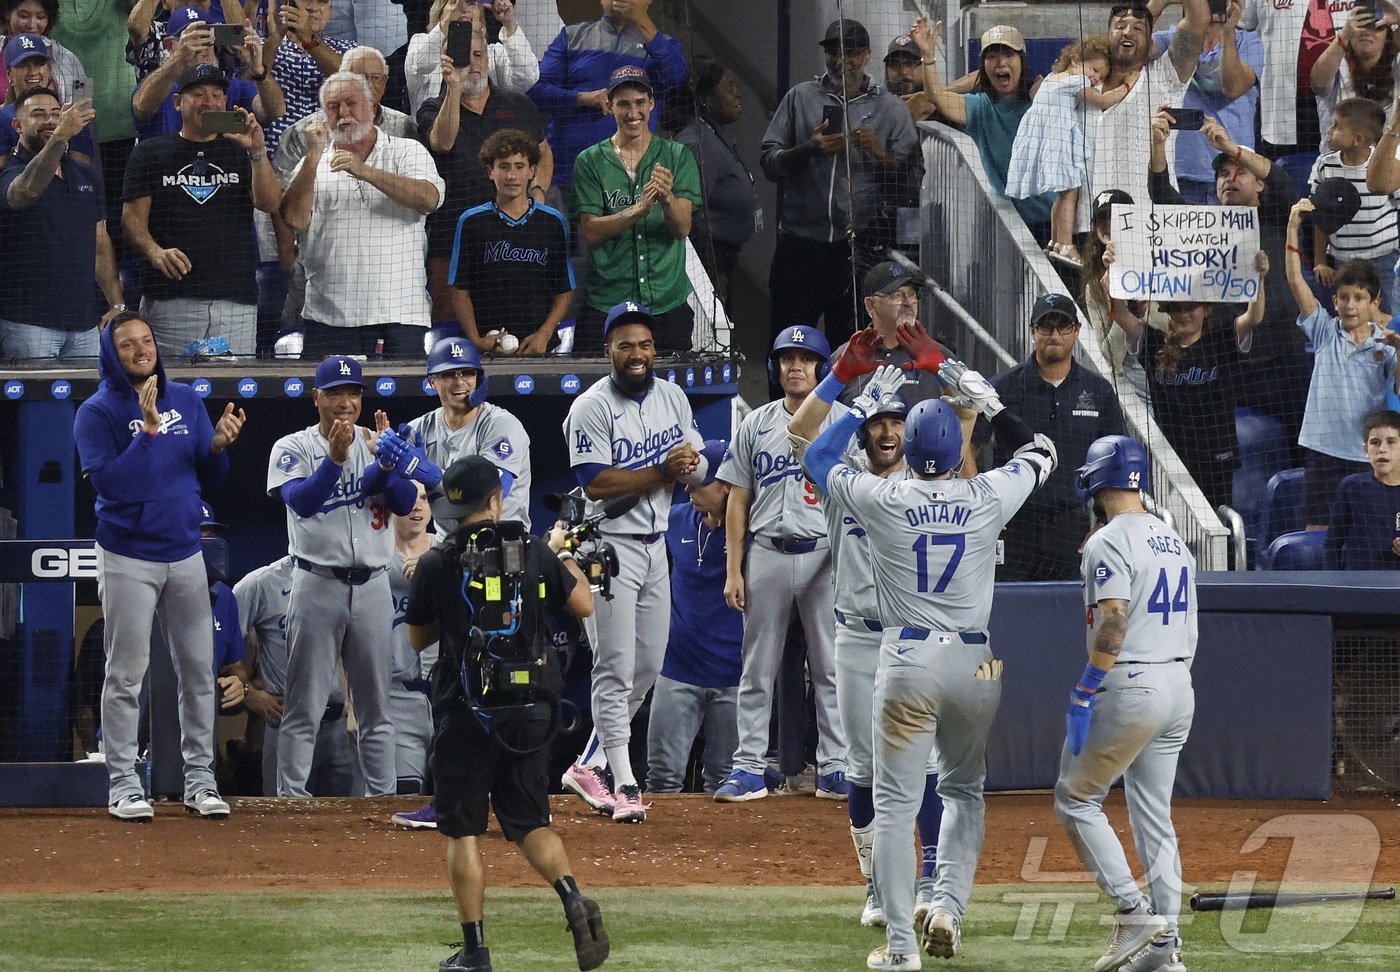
[696,518,719,566]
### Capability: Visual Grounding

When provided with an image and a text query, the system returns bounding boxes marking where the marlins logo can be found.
[163,157,240,204]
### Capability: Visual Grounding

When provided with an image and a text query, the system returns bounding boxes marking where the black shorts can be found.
[431,708,551,842]
[1302,449,1368,526]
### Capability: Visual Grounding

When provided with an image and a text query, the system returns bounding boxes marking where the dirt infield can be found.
[1,792,1395,895]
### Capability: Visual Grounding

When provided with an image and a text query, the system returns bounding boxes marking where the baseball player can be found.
[560,301,708,824]
[1055,436,1196,972]
[799,353,1057,969]
[409,337,533,531]
[713,325,849,802]
[389,482,438,791]
[234,555,358,797]
[266,355,419,797]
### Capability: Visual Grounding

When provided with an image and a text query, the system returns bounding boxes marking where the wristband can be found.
[247,148,268,160]
[247,72,267,82]
[814,370,845,404]
[1287,244,1304,255]
[558,550,576,562]
[1076,663,1108,695]
[300,36,321,52]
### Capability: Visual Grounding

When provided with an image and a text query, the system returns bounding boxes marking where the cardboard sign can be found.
[1107,204,1261,303]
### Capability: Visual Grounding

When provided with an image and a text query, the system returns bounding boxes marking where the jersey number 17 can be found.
[913,533,965,594]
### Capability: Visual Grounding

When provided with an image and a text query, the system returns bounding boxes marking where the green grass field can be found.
[1,885,1395,971]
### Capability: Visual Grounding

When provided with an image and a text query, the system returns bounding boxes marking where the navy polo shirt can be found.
[660,503,742,688]
[0,145,105,329]
[132,77,258,140]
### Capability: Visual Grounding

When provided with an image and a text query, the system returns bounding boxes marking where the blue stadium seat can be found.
[1273,152,1319,197]
[1233,408,1292,563]
[1259,468,1305,548]
[1260,529,1327,571]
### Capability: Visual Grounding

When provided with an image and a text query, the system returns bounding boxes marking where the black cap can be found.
[1308,177,1362,237]
[438,456,503,518]
[863,260,922,297]
[1031,293,1079,327]
[820,19,871,52]
[885,34,920,62]
[1093,189,1133,218]
[173,63,229,94]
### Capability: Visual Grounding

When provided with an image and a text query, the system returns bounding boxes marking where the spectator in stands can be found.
[884,33,922,99]
[131,6,284,139]
[1311,5,1400,146]
[674,56,755,305]
[911,20,1052,233]
[0,0,82,102]
[449,128,573,355]
[1310,98,1400,314]
[1,34,97,164]
[405,0,541,115]
[126,0,244,82]
[1285,199,1400,529]
[1149,0,1261,205]
[324,0,406,59]
[123,68,280,359]
[265,0,355,151]
[1079,188,1147,387]
[763,18,920,353]
[0,88,123,361]
[1326,409,1400,568]
[1238,0,1345,155]
[280,72,444,357]
[528,0,688,194]
[422,24,550,323]
[573,65,699,352]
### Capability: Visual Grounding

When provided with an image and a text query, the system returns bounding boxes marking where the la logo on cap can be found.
[626,302,639,313]
[339,360,351,375]
[792,328,806,343]
[451,343,465,357]
[20,36,35,49]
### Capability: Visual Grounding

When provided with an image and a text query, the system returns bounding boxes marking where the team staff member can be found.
[389,483,437,792]
[406,456,609,972]
[266,354,419,797]
[1055,437,1196,972]
[74,312,247,822]
[560,301,707,824]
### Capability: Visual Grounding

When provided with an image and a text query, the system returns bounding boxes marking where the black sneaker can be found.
[564,896,609,971]
[439,945,491,972]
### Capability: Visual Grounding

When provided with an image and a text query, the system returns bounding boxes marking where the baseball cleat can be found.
[611,784,647,823]
[913,880,936,932]
[867,945,921,970]
[1122,936,1186,972]
[861,894,887,928]
[563,895,609,970]
[184,789,230,819]
[108,794,154,823]
[713,769,768,802]
[562,764,615,815]
[816,770,850,799]
[439,945,491,971]
[922,909,960,959]
[390,801,438,830]
[1094,905,1168,972]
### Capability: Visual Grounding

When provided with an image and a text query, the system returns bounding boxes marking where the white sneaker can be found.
[913,882,936,932]
[867,945,922,970]
[108,794,154,822]
[861,895,887,928]
[1123,936,1186,972]
[922,909,960,959]
[184,789,230,819]
[1095,905,1169,972]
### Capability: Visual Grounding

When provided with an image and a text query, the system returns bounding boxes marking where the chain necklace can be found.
[695,518,721,566]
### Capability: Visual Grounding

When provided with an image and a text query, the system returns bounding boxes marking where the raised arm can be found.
[1219,2,1258,98]
[279,122,326,232]
[1285,198,1321,318]
[1167,0,1211,84]
[911,18,968,125]
[1370,93,1400,193]
[1234,251,1270,344]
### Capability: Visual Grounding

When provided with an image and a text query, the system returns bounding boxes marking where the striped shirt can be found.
[1308,148,1400,261]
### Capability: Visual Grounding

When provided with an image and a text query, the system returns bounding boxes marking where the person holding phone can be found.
[404,0,548,115]
[265,0,353,152]
[0,33,97,164]
[1310,2,1400,141]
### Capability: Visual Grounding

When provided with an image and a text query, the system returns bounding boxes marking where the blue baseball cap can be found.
[603,301,656,335]
[607,64,653,97]
[315,355,364,389]
[199,502,227,530]
[3,33,49,69]
[167,5,219,37]
[698,439,728,485]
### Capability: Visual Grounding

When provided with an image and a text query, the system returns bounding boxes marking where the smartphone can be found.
[446,20,474,68]
[1167,107,1205,130]
[821,103,845,134]
[1207,0,1227,18]
[479,1,503,45]
[212,24,245,47]
[200,110,248,135]
[73,75,93,99]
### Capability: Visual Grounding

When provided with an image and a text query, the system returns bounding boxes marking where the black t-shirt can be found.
[417,89,545,255]
[405,522,575,714]
[448,201,575,337]
[1140,314,1242,467]
[122,133,257,304]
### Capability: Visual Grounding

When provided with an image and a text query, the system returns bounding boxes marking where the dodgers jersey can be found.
[409,404,532,529]
[718,399,852,539]
[823,458,1042,632]
[564,375,704,536]
[267,426,396,568]
[1081,513,1198,665]
[824,457,912,620]
[391,548,437,681]
[232,556,342,708]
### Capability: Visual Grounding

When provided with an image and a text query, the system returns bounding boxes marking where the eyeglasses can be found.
[1032,321,1078,334]
[876,289,919,304]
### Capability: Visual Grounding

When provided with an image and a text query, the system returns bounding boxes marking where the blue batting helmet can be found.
[903,399,963,476]
[856,393,909,450]
[426,337,488,406]
[1075,435,1150,500]
[768,325,832,388]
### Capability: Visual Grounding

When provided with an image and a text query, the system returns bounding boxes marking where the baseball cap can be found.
[606,64,653,97]
[1030,293,1079,328]
[820,19,871,52]
[3,33,49,69]
[885,34,920,62]
[173,63,229,94]
[314,355,364,390]
[1308,177,1362,236]
[863,260,922,298]
[980,25,1026,54]
[167,5,218,37]
[697,439,728,485]
[438,456,503,517]
[603,300,656,335]
[199,502,227,531]
[1093,188,1133,219]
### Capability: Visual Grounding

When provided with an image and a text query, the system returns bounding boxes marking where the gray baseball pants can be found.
[262,718,358,797]
[835,620,941,787]
[646,675,739,792]
[388,682,433,788]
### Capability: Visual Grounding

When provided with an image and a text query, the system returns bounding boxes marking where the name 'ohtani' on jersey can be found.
[614,423,685,466]
[903,501,970,528]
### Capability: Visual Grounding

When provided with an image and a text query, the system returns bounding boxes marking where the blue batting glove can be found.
[1065,664,1107,756]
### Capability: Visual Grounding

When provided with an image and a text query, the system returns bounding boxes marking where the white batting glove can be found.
[850,363,910,420]
[937,359,1004,417]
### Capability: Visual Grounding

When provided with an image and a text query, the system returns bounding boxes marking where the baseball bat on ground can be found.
[1189,887,1395,911]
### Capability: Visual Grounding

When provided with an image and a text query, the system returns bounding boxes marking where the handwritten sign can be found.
[1107,204,1261,303]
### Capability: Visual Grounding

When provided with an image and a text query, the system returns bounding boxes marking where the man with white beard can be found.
[279,71,445,359]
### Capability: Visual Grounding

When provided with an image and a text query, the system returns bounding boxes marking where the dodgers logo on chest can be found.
[754,450,803,488]
[613,423,684,465]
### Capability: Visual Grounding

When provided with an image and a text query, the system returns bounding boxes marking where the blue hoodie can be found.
[73,323,228,563]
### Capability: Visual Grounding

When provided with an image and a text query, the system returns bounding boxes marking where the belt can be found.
[897,628,988,645]
[760,535,830,554]
[400,677,431,695]
[321,701,345,723]
[612,532,662,544]
[293,557,384,586]
[1123,657,1190,666]
[835,610,883,632]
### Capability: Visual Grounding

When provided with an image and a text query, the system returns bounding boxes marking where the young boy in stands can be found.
[1325,410,1400,568]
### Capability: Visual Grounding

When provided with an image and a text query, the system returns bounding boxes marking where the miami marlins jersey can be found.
[718,399,852,539]
[824,458,912,620]
[408,404,532,528]
[564,375,704,536]
[1081,513,1198,665]
[390,549,437,681]
[823,459,1042,632]
[267,426,395,568]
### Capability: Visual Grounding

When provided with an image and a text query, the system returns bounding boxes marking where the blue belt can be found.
[616,532,662,544]
[898,628,988,645]
[294,557,384,586]
[835,610,883,632]
[761,535,829,554]
[400,677,431,695]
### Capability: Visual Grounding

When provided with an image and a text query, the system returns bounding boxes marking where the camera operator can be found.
[405,456,610,972]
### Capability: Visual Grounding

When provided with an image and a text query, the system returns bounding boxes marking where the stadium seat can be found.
[1233,408,1292,562]
[1273,152,1319,197]
[1259,468,1305,549]
[1260,529,1327,571]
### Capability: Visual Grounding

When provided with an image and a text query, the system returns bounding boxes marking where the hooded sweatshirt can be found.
[74,324,228,563]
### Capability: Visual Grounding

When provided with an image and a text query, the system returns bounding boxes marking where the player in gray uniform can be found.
[800,359,1057,970]
[409,337,533,530]
[560,302,707,824]
[266,355,420,797]
[234,556,357,797]
[389,483,438,790]
[714,326,850,803]
[1055,437,1196,972]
